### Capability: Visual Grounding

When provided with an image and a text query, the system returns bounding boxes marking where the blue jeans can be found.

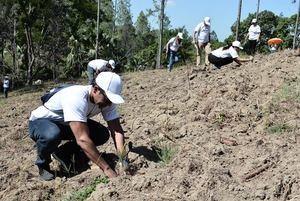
[87,65,95,85]
[167,50,178,71]
[28,119,109,168]
[4,87,9,98]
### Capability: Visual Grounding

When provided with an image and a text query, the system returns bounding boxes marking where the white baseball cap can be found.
[204,17,211,26]
[95,72,124,104]
[252,18,257,23]
[232,41,243,49]
[177,32,183,39]
[108,60,116,69]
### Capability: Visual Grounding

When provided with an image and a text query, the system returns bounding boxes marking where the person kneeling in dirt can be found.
[208,41,253,69]
[28,72,126,181]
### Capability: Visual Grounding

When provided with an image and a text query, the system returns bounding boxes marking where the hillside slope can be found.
[0,51,300,201]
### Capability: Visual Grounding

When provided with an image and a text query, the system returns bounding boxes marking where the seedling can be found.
[266,123,290,134]
[215,112,226,124]
[154,143,177,166]
[63,176,109,201]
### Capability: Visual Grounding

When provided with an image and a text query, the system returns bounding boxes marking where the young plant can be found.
[117,143,129,170]
[63,176,109,201]
[155,143,177,166]
[266,123,291,134]
[215,112,226,124]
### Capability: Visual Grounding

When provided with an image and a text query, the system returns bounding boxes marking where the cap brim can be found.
[239,46,243,50]
[106,91,124,104]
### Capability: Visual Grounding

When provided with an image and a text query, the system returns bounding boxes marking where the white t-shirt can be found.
[194,22,210,43]
[3,79,9,88]
[29,85,119,122]
[167,37,181,52]
[211,46,239,59]
[248,25,261,40]
[88,59,108,71]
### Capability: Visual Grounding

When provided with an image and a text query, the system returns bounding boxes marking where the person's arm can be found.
[107,118,125,154]
[69,121,118,177]
[233,56,253,66]
[192,31,196,43]
[95,69,101,75]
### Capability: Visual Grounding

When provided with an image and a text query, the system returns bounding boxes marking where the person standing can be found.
[192,17,211,67]
[208,41,253,69]
[246,18,261,56]
[87,59,116,84]
[165,32,183,72]
[3,76,10,98]
[29,72,126,180]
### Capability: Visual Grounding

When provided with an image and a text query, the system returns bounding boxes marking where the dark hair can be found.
[222,44,231,50]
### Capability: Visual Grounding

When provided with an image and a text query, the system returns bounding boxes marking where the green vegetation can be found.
[63,176,109,201]
[215,112,226,124]
[274,81,300,103]
[155,143,177,166]
[264,80,300,133]
[1,1,298,86]
[266,123,291,134]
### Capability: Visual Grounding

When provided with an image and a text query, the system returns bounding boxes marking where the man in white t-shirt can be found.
[29,72,126,180]
[192,17,211,67]
[87,59,116,84]
[3,76,10,98]
[165,32,183,72]
[208,41,253,69]
[246,18,261,56]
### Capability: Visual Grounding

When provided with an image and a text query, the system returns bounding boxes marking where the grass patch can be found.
[63,176,109,201]
[154,143,177,166]
[266,123,291,134]
[274,81,300,103]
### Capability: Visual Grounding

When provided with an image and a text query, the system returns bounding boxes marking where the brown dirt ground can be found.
[1,51,300,201]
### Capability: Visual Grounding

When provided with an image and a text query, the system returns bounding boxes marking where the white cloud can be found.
[166,0,176,7]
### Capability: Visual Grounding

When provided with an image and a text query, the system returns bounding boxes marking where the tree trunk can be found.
[235,0,242,41]
[156,0,165,69]
[96,0,100,59]
[12,17,18,77]
[293,0,300,49]
[256,0,260,20]
[24,24,35,85]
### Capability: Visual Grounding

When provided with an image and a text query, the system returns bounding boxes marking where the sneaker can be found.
[38,166,54,181]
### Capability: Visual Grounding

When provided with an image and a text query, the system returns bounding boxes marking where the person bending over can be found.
[208,41,253,69]
[29,72,126,180]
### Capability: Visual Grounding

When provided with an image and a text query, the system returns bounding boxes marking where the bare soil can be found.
[1,51,300,201]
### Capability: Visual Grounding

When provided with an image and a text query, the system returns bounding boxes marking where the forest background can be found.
[0,0,299,87]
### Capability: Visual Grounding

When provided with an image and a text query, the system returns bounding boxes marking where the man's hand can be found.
[104,167,118,178]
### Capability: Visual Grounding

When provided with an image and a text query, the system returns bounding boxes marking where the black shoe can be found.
[38,166,55,181]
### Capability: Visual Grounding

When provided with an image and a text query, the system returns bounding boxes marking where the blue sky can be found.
[130,0,298,41]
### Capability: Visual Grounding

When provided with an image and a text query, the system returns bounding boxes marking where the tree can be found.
[235,0,242,40]
[256,0,260,19]
[156,0,165,69]
[115,0,136,70]
[293,0,300,49]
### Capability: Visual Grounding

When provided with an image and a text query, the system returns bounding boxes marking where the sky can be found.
[130,0,299,41]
